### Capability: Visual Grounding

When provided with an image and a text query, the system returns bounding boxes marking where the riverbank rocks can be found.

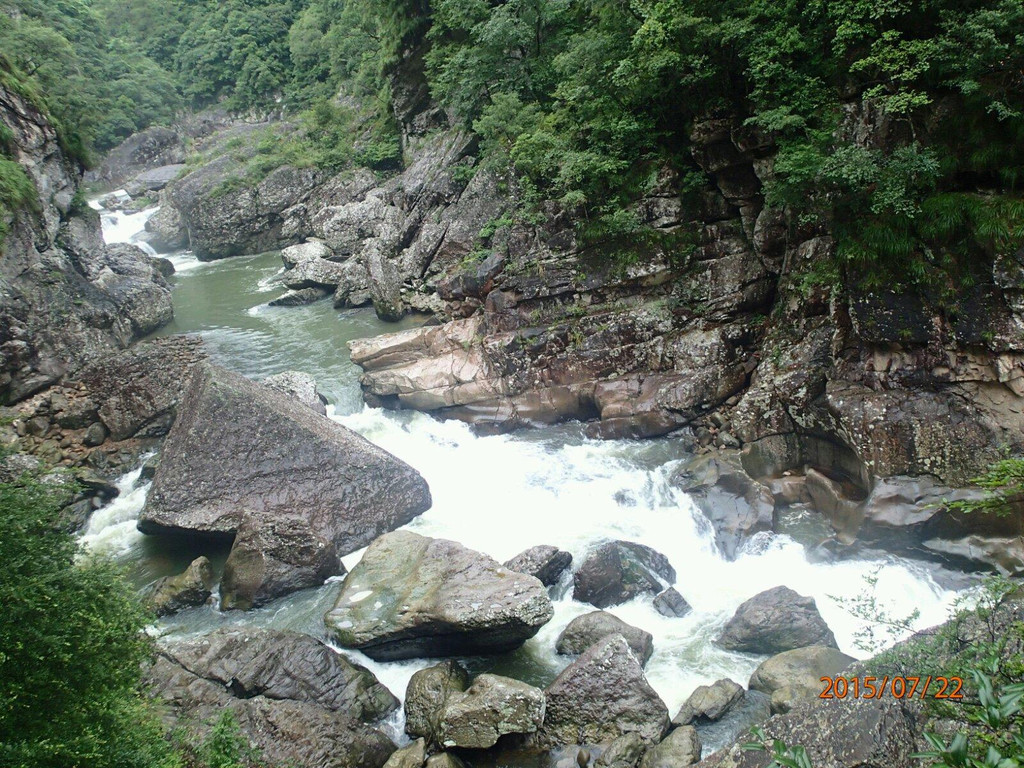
[138,365,431,608]
[748,646,856,714]
[327,531,554,660]
[574,541,676,608]
[437,673,546,748]
[673,679,745,725]
[596,733,648,768]
[640,726,701,768]
[671,453,774,558]
[148,628,397,768]
[149,556,214,616]
[556,611,654,665]
[716,586,837,654]
[505,545,573,586]
[653,588,692,618]
[384,740,427,768]
[538,634,670,747]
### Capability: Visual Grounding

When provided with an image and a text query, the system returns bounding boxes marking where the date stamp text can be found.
[819,676,964,700]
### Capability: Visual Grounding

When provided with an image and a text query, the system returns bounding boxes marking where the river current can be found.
[85,202,973,752]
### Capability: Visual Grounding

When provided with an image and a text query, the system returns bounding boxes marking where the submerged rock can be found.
[573,541,676,608]
[538,634,670,747]
[327,531,553,660]
[716,586,837,654]
[556,611,654,665]
[149,556,214,616]
[148,628,397,768]
[505,544,573,586]
[138,365,431,608]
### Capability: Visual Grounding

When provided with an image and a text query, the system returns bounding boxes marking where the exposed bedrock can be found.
[137,364,432,609]
[326,530,554,660]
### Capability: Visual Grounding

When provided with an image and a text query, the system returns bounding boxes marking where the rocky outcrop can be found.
[556,611,654,665]
[262,370,329,415]
[143,197,189,251]
[716,587,837,654]
[537,634,670,747]
[137,364,432,608]
[747,646,856,714]
[505,545,573,586]
[405,661,471,745]
[0,83,175,404]
[124,164,185,197]
[573,541,676,608]
[149,556,214,616]
[89,126,185,189]
[326,531,554,660]
[148,628,397,768]
[641,726,702,768]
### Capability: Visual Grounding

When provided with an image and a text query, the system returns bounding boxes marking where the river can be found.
[84,201,972,754]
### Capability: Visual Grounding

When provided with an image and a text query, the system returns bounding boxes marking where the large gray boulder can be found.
[556,611,654,665]
[138,365,431,608]
[671,453,775,558]
[327,531,554,660]
[716,586,837,654]
[437,673,546,748]
[748,646,856,714]
[148,628,397,768]
[537,634,670,747]
[504,544,573,586]
[125,164,185,196]
[573,541,676,608]
[143,199,189,251]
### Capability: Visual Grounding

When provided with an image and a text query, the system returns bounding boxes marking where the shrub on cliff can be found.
[0,464,177,768]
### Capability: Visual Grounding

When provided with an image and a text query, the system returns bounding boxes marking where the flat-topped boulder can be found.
[537,634,669,747]
[437,673,546,748]
[748,646,856,714]
[716,586,837,654]
[326,531,554,660]
[673,679,745,725]
[138,365,431,608]
[574,541,676,608]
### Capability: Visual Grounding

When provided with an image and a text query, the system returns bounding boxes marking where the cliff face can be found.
[0,81,173,403]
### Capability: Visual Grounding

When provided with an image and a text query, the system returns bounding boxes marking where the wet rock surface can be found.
[573,541,676,608]
[505,545,574,586]
[716,586,837,654]
[327,531,553,660]
[556,611,654,666]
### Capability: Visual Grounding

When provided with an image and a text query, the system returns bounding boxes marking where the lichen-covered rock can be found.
[556,611,654,666]
[748,646,856,714]
[262,370,328,415]
[149,556,213,616]
[673,679,745,725]
[437,673,546,748]
[405,661,470,743]
[716,586,837,654]
[327,531,553,660]
[139,364,431,608]
[538,634,670,747]
[505,545,573,586]
[573,541,676,608]
[596,733,648,768]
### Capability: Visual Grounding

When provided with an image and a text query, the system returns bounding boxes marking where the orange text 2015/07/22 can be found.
[819,676,964,700]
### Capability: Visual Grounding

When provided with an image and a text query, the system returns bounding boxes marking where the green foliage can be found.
[0,464,179,768]
[196,711,263,768]
[743,726,813,768]
[0,156,35,241]
[948,458,1024,517]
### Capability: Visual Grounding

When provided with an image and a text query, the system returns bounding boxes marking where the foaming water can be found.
[84,197,969,752]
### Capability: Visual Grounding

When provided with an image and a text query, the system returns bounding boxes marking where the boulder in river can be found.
[573,541,676,608]
[327,531,554,660]
[149,555,214,616]
[748,645,856,714]
[437,673,546,748]
[138,364,432,608]
[537,634,670,747]
[405,661,471,744]
[148,628,398,768]
[505,544,573,586]
[640,726,701,768]
[262,370,329,415]
[716,586,837,654]
[556,611,654,665]
[653,587,692,618]
[673,679,745,725]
